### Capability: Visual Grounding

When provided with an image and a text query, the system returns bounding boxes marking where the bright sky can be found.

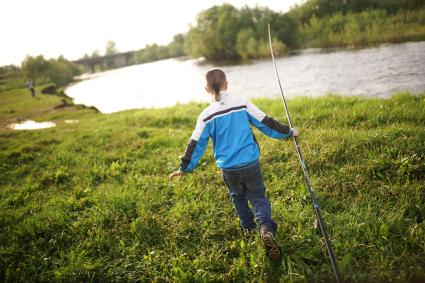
[1,0,304,66]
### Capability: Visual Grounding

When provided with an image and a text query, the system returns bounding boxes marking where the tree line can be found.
[76,35,185,72]
[183,0,425,60]
[64,0,425,72]
[3,0,424,83]
[130,34,185,65]
[5,35,185,87]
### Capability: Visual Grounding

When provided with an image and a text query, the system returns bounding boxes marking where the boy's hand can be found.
[169,171,185,180]
[291,128,300,137]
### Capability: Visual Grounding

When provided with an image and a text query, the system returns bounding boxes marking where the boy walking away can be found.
[169,69,299,261]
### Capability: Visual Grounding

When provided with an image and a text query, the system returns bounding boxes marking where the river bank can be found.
[1,75,424,281]
[0,78,99,130]
[65,41,425,113]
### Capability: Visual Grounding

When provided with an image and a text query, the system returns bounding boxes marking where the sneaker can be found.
[260,227,282,261]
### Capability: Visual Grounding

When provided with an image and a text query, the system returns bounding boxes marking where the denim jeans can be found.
[222,161,277,234]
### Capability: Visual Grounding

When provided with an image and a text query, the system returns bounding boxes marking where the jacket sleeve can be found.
[179,115,210,172]
[246,100,293,139]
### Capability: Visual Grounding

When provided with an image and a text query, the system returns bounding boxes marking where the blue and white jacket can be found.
[179,92,293,172]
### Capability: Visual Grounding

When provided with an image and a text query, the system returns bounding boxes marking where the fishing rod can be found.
[267,24,342,283]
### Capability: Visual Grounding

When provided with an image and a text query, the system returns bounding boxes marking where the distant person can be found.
[27,79,35,97]
[169,69,299,261]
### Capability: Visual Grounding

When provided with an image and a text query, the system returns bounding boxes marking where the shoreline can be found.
[62,40,425,114]
[3,90,422,131]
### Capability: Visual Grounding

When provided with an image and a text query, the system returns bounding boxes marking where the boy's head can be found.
[205,69,228,101]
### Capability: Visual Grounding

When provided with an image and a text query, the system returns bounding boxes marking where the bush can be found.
[21,55,82,87]
[47,60,74,86]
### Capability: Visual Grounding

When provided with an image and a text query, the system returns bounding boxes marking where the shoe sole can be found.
[261,232,282,261]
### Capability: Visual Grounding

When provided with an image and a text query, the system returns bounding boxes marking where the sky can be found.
[1,0,304,66]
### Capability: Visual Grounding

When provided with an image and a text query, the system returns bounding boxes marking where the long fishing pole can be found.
[267,24,342,283]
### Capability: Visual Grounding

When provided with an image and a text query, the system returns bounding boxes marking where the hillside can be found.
[1,82,424,281]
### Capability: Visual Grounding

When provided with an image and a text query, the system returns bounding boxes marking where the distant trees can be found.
[72,0,425,67]
[105,40,118,55]
[21,55,50,82]
[0,65,25,91]
[47,0,424,74]
[130,34,186,65]
[168,34,186,58]
[297,6,425,48]
[2,0,424,82]
[48,56,82,86]
[91,50,100,58]
[184,5,290,60]
[131,44,168,64]
[187,4,241,59]
[105,40,119,69]
[21,55,82,86]
[289,0,425,24]
[183,1,425,59]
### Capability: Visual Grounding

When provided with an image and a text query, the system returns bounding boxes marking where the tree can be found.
[21,55,81,86]
[21,55,50,82]
[185,4,296,60]
[273,13,299,47]
[185,26,207,58]
[105,40,118,55]
[91,50,100,58]
[168,34,186,57]
[185,4,241,60]
[47,59,73,86]
[105,40,119,68]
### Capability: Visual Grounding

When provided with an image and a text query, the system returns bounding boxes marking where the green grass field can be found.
[1,79,424,282]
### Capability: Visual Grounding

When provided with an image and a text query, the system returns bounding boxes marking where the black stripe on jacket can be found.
[203,105,247,123]
[261,116,291,135]
[179,139,197,171]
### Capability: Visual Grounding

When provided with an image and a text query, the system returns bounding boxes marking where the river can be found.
[65,41,425,113]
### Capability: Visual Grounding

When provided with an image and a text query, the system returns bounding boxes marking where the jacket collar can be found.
[211,92,229,103]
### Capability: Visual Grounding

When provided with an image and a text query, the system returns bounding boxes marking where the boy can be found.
[169,69,299,260]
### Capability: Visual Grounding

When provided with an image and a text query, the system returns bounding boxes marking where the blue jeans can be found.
[222,161,277,234]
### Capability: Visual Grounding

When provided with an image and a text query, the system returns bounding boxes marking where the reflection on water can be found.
[10,120,56,130]
[66,41,425,113]
[66,59,209,113]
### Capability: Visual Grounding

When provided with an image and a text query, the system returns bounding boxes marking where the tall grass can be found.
[0,83,424,281]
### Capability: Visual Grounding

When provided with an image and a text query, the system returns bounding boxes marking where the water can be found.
[10,120,56,130]
[66,41,425,113]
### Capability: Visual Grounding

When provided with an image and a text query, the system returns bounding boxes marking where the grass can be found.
[0,77,424,282]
